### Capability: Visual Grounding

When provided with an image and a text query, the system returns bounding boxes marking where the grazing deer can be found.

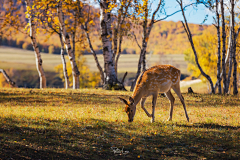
[119,65,189,122]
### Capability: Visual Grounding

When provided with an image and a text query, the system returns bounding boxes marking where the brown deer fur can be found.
[119,65,189,122]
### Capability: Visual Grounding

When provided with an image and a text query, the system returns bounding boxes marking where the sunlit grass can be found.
[0,88,239,159]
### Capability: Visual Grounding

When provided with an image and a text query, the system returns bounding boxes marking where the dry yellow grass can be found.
[0,88,239,159]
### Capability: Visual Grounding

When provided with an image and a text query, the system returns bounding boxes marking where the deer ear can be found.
[118,97,128,105]
[129,97,134,105]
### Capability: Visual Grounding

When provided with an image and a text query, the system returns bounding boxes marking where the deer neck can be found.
[132,86,145,105]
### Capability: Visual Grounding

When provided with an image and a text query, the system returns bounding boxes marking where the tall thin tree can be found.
[220,0,227,94]
[177,0,215,93]
[57,0,80,89]
[25,0,46,89]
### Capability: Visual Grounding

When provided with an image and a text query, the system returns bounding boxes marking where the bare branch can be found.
[133,32,141,50]
[0,69,15,87]
[155,2,199,23]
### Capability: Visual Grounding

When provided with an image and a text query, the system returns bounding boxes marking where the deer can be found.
[119,65,189,123]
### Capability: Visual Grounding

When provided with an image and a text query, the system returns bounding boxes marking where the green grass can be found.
[0,46,189,74]
[0,88,239,159]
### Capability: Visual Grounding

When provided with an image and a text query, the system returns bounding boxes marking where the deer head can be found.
[118,97,136,122]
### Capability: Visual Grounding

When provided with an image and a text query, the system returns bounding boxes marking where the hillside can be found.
[1,21,215,55]
[0,0,215,55]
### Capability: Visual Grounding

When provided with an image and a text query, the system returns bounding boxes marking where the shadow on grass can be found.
[0,90,121,107]
[1,89,239,109]
[176,123,240,130]
[1,117,240,160]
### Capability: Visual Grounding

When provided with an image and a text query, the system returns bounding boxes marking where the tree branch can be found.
[133,32,141,50]
[0,69,15,87]
[155,2,198,23]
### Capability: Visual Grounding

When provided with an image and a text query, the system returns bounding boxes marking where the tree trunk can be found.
[178,0,215,93]
[214,29,234,92]
[130,51,143,91]
[84,30,105,85]
[25,0,46,89]
[220,0,227,94]
[59,34,69,89]
[99,0,119,89]
[130,38,149,91]
[215,0,222,94]
[232,39,238,95]
[113,26,118,73]
[114,34,123,78]
[0,69,15,87]
[231,0,238,95]
[226,0,234,93]
[71,30,80,88]
[130,0,162,91]
[57,0,80,89]
[114,0,132,81]
[76,0,104,85]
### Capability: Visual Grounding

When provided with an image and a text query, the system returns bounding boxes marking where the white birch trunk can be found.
[59,34,69,89]
[226,2,234,93]
[57,0,80,89]
[25,0,46,89]
[100,0,118,89]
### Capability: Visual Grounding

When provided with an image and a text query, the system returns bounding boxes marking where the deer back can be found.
[133,65,181,96]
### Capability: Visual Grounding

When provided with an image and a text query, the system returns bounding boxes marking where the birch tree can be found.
[177,0,215,93]
[130,0,163,91]
[76,0,131,90]
[76,1,105,85]
[57,0,80,89]
[39,1,70,89]
[25,0,46,89]
[214,0,222,94]
[230,0,238,95]
[112,0,132,80]
[220,0,227,94]
[98,0,120,89]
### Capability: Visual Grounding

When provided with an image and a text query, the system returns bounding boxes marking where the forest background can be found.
[0,0,237,93]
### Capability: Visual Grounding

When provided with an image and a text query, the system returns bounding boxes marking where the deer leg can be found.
[165,90,175,121]
[141,98,152,117]
[151,93,158,123]
[172,83,189,122]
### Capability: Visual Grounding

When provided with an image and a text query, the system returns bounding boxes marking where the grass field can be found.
[0,88,239,159]
[0,46,189,74]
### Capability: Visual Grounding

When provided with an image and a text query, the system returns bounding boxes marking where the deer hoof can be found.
[148,114,152,118]
[167,118,172,121]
